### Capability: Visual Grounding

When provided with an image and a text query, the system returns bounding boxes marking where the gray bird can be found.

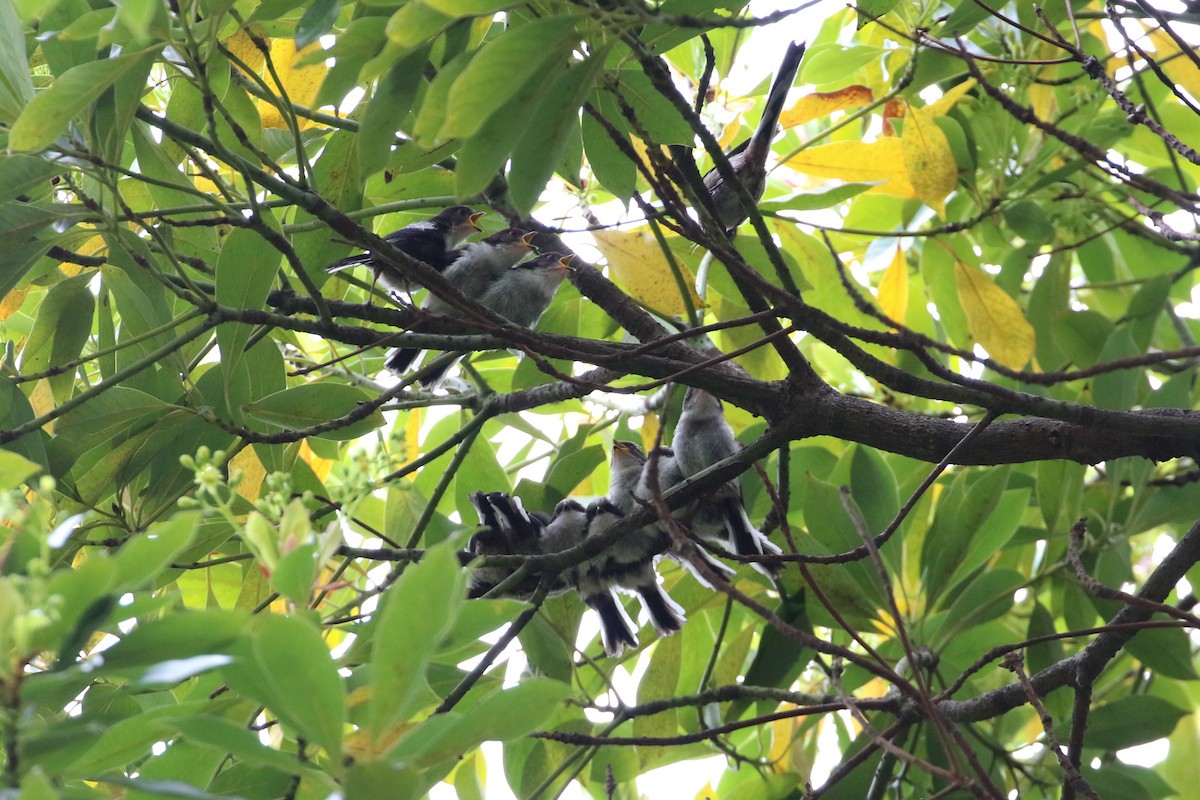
[403,252,575,387]
[673,387,782,579]
[636,445,736,587]
[539,497,640,657]
[386,228,535,374]
[325,205,484,296]
[584,497,685,642]
[465,491,545,599]
[701,42,805,234]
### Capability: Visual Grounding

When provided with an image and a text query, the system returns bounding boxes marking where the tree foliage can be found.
[2,0,1200,796]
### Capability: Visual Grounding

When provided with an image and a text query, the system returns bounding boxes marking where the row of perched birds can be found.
[326,206,571,386]
[464,387,782,657]
[322,40,808,653]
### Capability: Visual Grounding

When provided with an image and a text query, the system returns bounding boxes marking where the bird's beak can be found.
[521,232,537,250]
[556,255,575,272]
[468,212,485,231]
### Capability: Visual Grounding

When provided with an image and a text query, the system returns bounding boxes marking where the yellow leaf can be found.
[29,380,55,432]
[954,263,1035,369]
[0,288,28,321]
[231,447,266,503]
[877,245,907,325]
[926,79,976,117]
[780,85,873,128]
[404,406,423,471]
[298,439,333,483]
[785,138,916,199]
[641,413,660,455]
[1150,30,1200,100]
[224,28,267,74]
[901,106,956,217]
[593,227,704,316]
[259,39,325,129]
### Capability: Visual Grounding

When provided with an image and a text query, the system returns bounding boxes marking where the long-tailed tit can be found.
[325,205,484,296]
[673,387,782,579]
[701,42,805,235]
[637,445,736,586]
[386,228,535,373]
[465,491,545,599]
[584,498,685,642]
[396,252,574,386]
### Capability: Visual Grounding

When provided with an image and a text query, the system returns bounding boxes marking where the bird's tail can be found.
[637,583,686,636]
[669,544,737,589]
[326,254,369,272]
[750,41,807,152]
[723,498,783,580]
[587,592,640,656]
[385,347,422,374]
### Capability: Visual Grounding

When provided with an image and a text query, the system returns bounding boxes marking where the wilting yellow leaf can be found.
[878,245,908,325]
[405,406,423,471]
[901,106,956,217]
[224,27,267,74]
[259,40,325,128]
[298,439,333,483]
[640,413,660,456]
[231,446,266,503]
[29,379,55,431]
[785,138,916,199]
[0,288,29,321]
[954,262,1035,369]
[594,227,704,316]
[781,85,873,128]
[1149,30,1200,100]
[926,79,976,117]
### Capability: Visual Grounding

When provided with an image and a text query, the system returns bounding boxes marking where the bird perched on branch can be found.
[583,496,685,645]
[385,228,535,374]
[392,252,575,386]
[325,205,484,296]
[673,387,782,580]
[702,41,806,234]
[465,491,545,599]
[636,445,737,586]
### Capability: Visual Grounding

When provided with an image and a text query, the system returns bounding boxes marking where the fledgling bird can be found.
[673,387,782,580]
[702,41,806,234]
[584,497,685,642]
[325,205,484,296]
[398,252,575,387]
[636,445,737,587]
[465,491,545,599]
[539,497,640,656]
[385,228,535,374]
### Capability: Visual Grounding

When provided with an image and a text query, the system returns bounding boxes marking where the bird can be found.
[465,491,546,599]
[672,387,782,580]
[701,41,806,234]
[636,445,737,587]
[385,228,535,374]
[325,205,484,297]
[394,252,575,387]
[583,497,685,643]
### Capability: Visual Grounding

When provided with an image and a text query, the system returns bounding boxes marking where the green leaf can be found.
[800,44,884,86]
[0,449,40,487]
[20,271,94,399]
[440,16,579,140]
[295,0,340,49]
[10,48,162,152]
[939,568,1024,640]
[1085,695,1186,750]
[357,47,430,178]
[369,543,465,739]
[222,613,345,755]
[242,383,385,441]
[111,511,200,591]
[216,223,282,389]
[1126,626,1199,681]
[508,54,602,215]
[0,0,34,123]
